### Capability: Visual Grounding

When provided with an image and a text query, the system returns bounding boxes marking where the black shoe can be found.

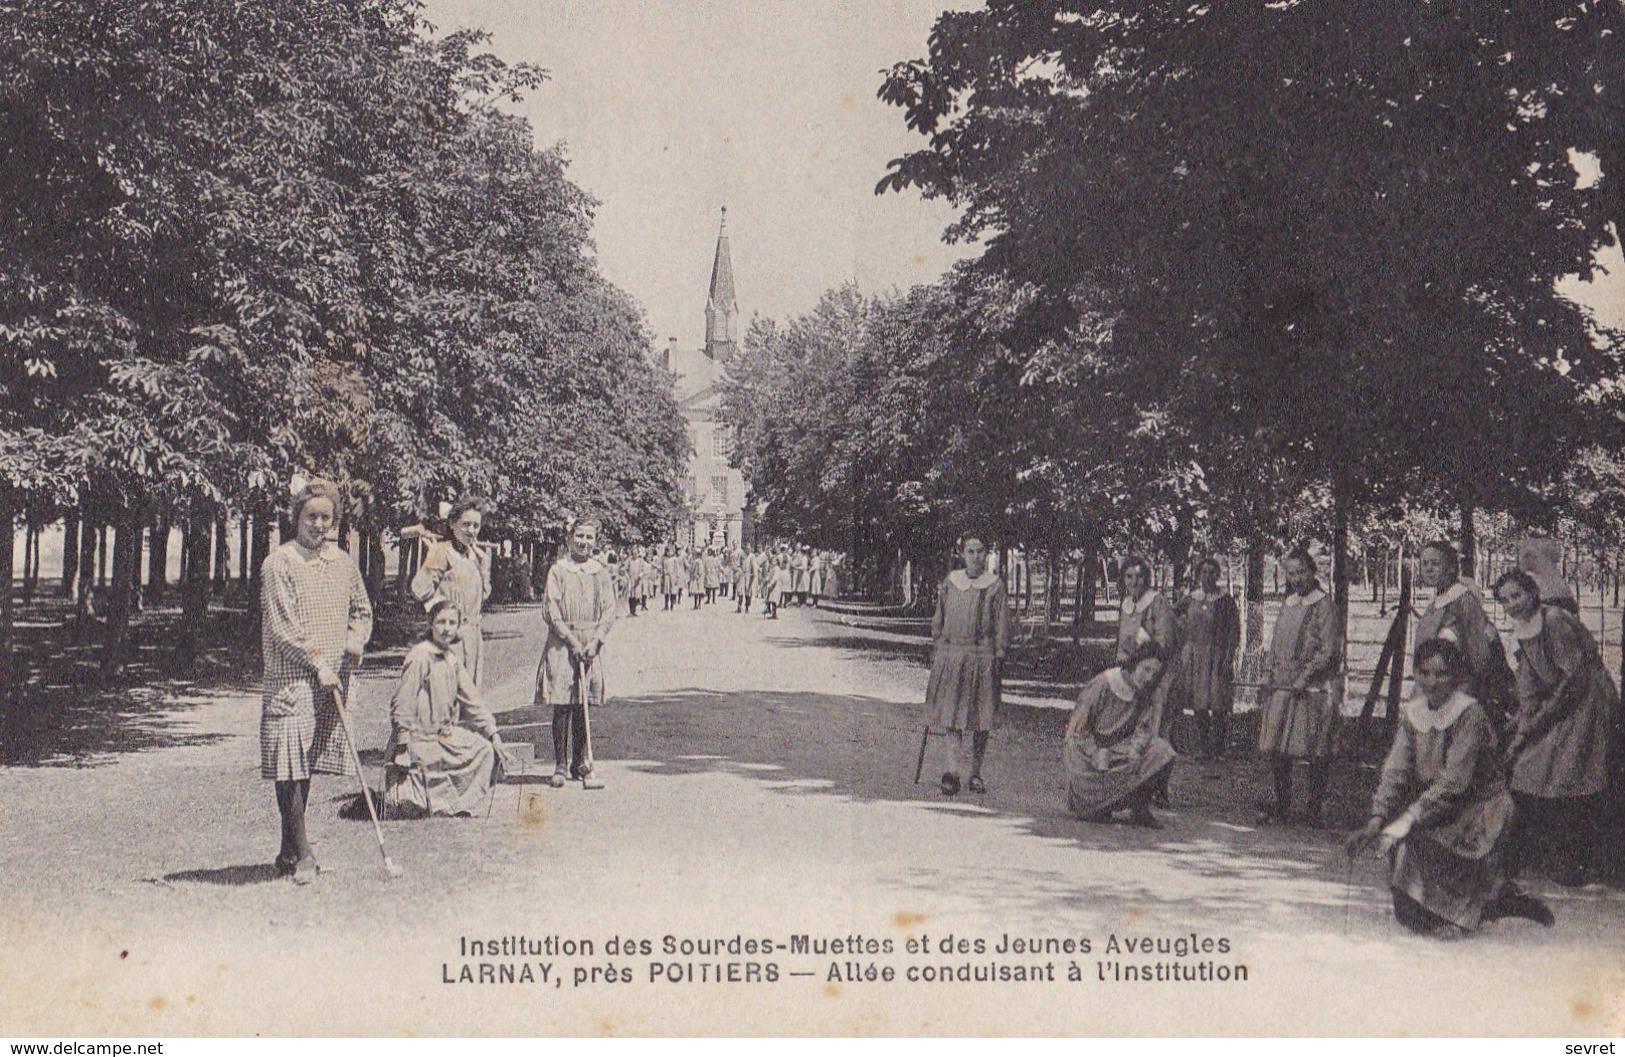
[1129,806,1164,829]
[967,776,986,794]
[1486,891,1555,927]
[940,772,960,797]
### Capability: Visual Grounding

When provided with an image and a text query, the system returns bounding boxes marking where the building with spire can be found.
[662,209,751,549]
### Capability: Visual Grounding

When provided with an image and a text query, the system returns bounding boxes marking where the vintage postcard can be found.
[1,0,1622,1039]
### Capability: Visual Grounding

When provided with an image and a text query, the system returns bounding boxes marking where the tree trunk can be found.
[238,512,251,591]
[1241,537,1267,692]
[1460,502,1477,579]
[250,510,272,595]
[365,523,386,601]
[97,522,108,589]
[0,490,16,700]
[102,508,140,675]
[77,514,99,618]
[1332,476,1351,651]
[178,514,213,663]
[20,522,36,604]
[129,511,145,612]
[147,515,170,605]
[212,515,230,592]
[61,514,80,598]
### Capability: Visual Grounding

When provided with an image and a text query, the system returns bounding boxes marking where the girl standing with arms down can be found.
[411,498,491,687]
[1177,556,1240,759]
[1493,569,1622,887]
[925,532,1010,796]
[1065,645,1176,828]
[1347,639,1552,935]
[260,478,373,883]
[1256,547,1341,827]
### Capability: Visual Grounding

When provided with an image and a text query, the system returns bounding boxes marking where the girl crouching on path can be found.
[382,600,518,818]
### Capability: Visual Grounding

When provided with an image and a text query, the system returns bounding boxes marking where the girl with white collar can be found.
[1493,569,1621,887]
[1065,644,1176,828]
[1346,638,1550,935]
[925,531,1010,795]
[1256,547,1341,826]
[1116,556,1178,803]
[1416,541,1512,727]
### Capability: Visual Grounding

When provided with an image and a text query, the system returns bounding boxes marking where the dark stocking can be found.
[274,779,311,861]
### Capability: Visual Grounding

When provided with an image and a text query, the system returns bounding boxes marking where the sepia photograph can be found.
[1,0,1623,1039]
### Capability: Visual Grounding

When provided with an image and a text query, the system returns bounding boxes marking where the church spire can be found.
[704,207,738,361]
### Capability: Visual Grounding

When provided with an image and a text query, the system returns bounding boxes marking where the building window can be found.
[711,475,729,505]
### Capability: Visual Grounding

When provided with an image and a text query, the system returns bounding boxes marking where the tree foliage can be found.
[0,0,687,541]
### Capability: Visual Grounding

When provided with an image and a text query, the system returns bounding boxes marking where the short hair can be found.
[1493,568,1540,602]
[570,516,601,535]
[1421,540,1460,577]
[1196,555,1223,579]
[1413,637,1467,682]
[290,477,341,524]
[447,496,484,525]
[1123,642,1166,669]
[957,530,990,551]
[1119,555,1152,585]
[1282,546,1317,573]
[427,598,462,624]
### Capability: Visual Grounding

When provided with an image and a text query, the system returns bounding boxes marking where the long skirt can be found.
[1257,687,1336,758]
[1389,791,1514,930]
[926,642,998,731]
[381,727,497,818]
[260,674,354,781]
[1066,738,1176,817]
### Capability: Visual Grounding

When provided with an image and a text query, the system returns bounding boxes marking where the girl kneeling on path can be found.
[382,600,518,819]
[1065,645,1176,828]
[925,531,1009,796]
[259,477,373,884]
[1346,638,1552,935]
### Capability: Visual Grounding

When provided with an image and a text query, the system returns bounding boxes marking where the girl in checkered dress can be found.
[260,478,373,883]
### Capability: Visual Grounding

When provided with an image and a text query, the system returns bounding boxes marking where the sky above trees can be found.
[416,0,983,348]
[420,0,1621,344]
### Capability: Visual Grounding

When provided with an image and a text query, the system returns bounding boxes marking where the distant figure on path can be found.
[1493,569,1622,887]
[687,547,705,610]
[791,547,810,606]
[259,477,373,884]
[1065,645,1175,828]
[703,547,722,605]
[1255,547,1341,827]
[1346,638,1552,936]
[382,600,517,819]
[925,531,1009,796]
[536,519,618,789]
[410,497,491,687]
[661,545,681,611]
[1175,556,1240,759]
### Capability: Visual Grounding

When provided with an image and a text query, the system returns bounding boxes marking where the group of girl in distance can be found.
[924,530,1621,937]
